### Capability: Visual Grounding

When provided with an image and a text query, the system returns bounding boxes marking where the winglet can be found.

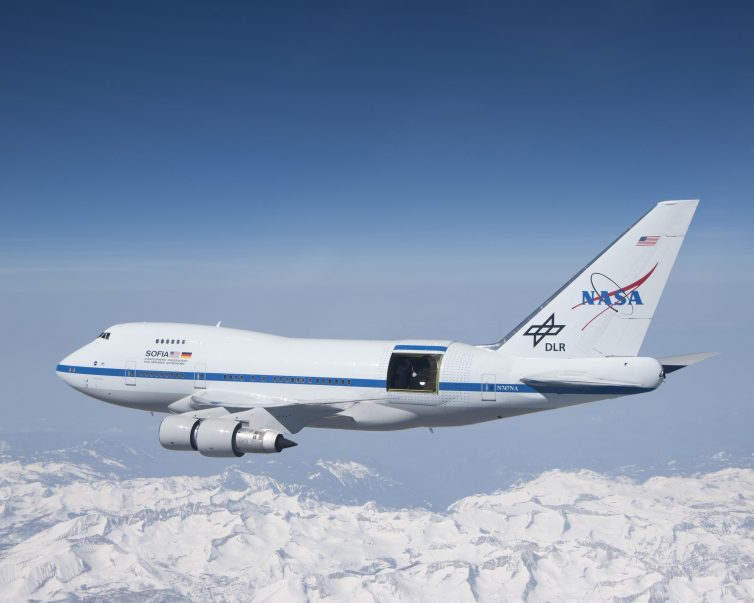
[658,352,719,374]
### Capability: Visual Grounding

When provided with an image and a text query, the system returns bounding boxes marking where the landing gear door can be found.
[194,363,207,389]
[481,373,496,401]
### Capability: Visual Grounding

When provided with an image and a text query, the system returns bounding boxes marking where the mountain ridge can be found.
[1,453,752,601]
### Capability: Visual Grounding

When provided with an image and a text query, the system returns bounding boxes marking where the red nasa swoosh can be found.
[571,262,659,310]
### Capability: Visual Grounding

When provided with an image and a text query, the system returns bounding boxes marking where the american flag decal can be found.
[169,351,180,358]
[636,235,660,247]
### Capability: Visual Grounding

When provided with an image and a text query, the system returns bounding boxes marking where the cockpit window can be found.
[98,332,111,340]
[387,353,442,393]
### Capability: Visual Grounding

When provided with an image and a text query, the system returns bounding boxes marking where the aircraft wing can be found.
[166,389,360,434]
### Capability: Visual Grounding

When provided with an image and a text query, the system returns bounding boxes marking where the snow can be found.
[0,460,752,601]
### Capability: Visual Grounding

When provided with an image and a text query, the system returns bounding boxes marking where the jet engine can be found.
[159,415,200,451]
[158,416,297,457]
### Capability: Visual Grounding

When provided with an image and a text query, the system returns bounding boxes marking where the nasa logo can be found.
[576,264,657,310]
[580,289,644,306]
[572,264,659,331]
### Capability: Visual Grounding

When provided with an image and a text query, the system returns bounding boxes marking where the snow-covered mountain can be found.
[1,447,752,602]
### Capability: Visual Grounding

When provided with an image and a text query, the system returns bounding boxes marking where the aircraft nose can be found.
[58,349,76,369]
[56,347,86,385]
[56,352,75,384]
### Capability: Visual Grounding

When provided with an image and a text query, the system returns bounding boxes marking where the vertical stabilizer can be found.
[493,200,698,358]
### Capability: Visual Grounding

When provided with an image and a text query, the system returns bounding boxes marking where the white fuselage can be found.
[57,322,663,430]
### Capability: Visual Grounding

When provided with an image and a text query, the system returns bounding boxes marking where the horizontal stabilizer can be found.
[521,375,652,395]
[519,356,664,394]
[658,352,718,374]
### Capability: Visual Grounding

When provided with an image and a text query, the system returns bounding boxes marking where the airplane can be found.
[56,200,716,457]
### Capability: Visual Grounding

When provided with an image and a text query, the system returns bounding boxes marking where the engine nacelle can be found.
[159,415,200,451]
[194,419,297,457]
[195,419,243,457]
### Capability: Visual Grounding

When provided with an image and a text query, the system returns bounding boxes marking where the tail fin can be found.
[493,200,699,358]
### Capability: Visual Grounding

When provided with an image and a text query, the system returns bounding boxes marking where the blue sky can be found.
[1,2,752,488]
[2,1,753,257]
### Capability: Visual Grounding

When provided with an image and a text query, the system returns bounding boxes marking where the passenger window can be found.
[387,353,442,393]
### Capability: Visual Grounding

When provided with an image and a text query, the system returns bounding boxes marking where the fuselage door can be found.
[194,363,207,389]
[481,373,496,401]
[125,361,136,386]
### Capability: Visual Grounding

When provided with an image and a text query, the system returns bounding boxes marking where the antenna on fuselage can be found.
[215,321,222,327]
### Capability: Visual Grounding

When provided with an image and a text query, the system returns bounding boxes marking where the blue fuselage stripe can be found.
[440,382,537,393]
[58,365,124,377]
[55,364,540,393]
[56,365,386,388]
[56,365,650,395]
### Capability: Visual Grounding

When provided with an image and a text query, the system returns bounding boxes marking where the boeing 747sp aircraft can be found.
[57,200,715,456]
